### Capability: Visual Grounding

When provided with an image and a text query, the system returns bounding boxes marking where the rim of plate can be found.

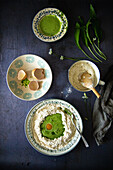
[24,99,83,156]
[32,8,68,42]
[6,54,52,101]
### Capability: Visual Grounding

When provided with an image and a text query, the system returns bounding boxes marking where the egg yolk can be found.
[46,123,52,130]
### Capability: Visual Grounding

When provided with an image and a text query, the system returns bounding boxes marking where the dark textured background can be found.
[0,0,113,169]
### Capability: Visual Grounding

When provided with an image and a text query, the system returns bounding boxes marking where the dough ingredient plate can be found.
[25,99,83,156]
[6,54,52,101]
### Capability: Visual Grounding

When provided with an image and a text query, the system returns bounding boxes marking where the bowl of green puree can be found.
[32,8,68,42]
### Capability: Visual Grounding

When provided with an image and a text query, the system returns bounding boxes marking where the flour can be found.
[67,87,72,94]
[32,103,76,150]
[65,86,72,98]
[61,86,72,98]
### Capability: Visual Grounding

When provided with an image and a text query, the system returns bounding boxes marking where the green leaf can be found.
[78,16,89,48]
[74,22,82,49]
[86,19,102,62]
[92,19,102,46]
[90,4,102,46]
[90,4,96,19]
[78,17,102,62]
[86,19,92,44]
[75,21,99,62]
[93,41,106,59]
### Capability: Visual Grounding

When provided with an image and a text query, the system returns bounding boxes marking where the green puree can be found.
[39,15,61,36]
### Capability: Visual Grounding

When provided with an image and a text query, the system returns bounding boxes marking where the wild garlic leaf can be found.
[74,22,82,49]
[78,16,89,48]
[90,4,96,19]
[90,4,102,46]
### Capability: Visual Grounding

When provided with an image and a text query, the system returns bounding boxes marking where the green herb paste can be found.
[39,15,61,36]
[40,113,65,140]
[21,78,30,88]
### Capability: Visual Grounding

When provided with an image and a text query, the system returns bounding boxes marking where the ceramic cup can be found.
[68,60,105,92]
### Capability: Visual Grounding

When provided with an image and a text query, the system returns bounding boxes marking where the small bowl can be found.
[32,8,68,42]
[68,60,100,92]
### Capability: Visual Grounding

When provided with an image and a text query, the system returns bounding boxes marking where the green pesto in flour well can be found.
[39,15,61,36]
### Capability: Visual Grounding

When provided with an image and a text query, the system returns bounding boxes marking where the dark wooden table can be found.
[0,0,113,169]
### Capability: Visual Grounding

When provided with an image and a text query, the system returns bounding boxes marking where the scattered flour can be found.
[61,86,72,98]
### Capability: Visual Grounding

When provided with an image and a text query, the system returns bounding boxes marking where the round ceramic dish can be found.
[25,99,83,156]
[6,54,52,101]
[68,60,100,92]
[32,8,68,42]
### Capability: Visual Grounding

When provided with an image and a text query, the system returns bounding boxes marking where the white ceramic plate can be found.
[25,99,83,156]
[32,8,68,42]
[6,54,52,101]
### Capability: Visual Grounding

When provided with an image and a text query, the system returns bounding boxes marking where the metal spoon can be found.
[72,116,89,148]
[58,107,89,148]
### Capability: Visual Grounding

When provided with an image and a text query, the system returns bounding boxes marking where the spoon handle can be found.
[81,135,89,148]
[91,87,101,98]
[75,125,89,148]
[61,107,89,148]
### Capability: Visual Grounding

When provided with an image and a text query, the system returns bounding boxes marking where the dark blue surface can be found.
[0,0,113,169]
